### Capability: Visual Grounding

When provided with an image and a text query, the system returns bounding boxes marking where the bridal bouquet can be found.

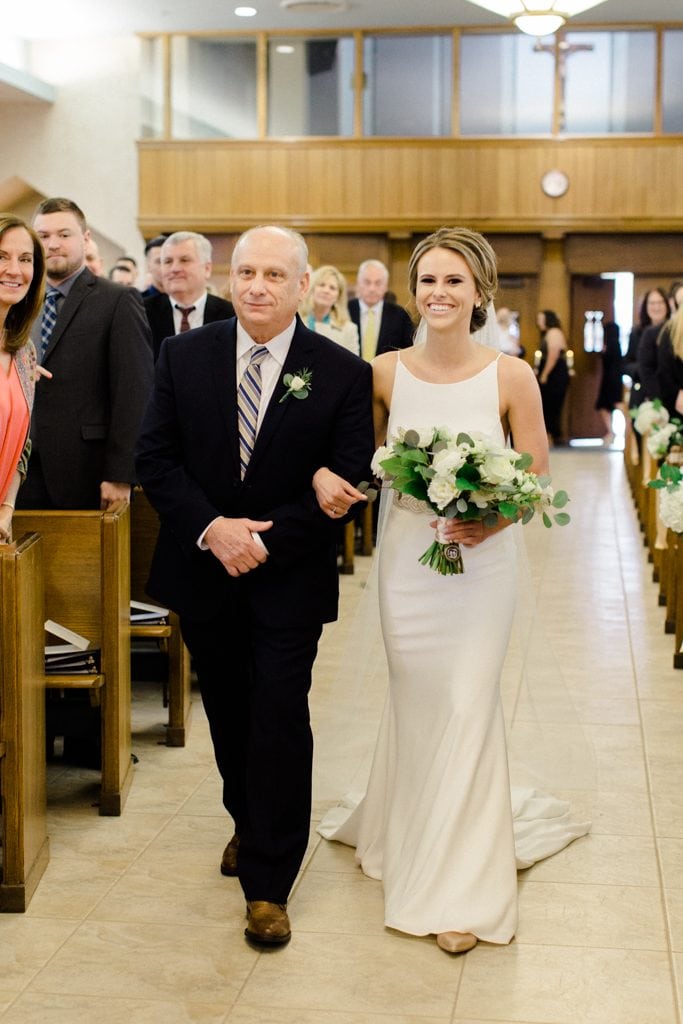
[371,426,570,575]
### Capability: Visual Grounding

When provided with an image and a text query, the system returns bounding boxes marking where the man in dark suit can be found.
[144,231,234,360]
[136,226,374,948]
[348,258,415,359]
[18,197,153,510]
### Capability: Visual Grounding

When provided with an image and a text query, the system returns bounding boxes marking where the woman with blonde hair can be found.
[300,264,359,354]
[656,304,683,418]
[0,214,46,543]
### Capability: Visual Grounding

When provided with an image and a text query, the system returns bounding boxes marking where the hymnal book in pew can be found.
[44,620,100,674]
[130,599,169,625]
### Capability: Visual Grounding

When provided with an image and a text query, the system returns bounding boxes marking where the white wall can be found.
[0,34,145,272]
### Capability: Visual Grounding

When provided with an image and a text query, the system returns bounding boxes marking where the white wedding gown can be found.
[318,353,590,944]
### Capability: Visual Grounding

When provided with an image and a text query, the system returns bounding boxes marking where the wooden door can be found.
[567,276,615,440]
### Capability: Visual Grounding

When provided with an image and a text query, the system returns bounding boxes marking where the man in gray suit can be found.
[17,197,153,511]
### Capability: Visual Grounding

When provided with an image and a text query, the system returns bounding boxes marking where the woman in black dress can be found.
[624,288,669,410]
[536,309,570,446]
[595,321,623,445]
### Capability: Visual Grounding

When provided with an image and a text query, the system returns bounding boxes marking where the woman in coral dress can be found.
[0,215,46,542]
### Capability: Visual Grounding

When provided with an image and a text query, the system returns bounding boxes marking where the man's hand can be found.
[205,517,273,577]
[100,481,132,509]
[312,467,368,519]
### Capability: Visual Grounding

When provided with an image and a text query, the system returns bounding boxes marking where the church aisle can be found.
[0,448,681,1024]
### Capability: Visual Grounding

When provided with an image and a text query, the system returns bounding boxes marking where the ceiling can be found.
[5,0,683,39]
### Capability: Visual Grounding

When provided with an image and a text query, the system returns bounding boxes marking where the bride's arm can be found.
[313,353,395,519]
[501,356,550,476]
[436,357,549,548]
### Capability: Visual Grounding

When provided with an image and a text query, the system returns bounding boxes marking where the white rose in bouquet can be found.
[371,445,392,478]
[427,476,458,511]
[396,426,435,448]
[432,446,466,475]
[481,453,517,485]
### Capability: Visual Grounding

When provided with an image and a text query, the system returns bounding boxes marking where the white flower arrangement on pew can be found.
[631,398,670,436]
[371,426,570,575]
[646,417,683,460]
[648,462,683,534]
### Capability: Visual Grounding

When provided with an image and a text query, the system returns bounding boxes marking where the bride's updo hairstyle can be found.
[408,227,497,334]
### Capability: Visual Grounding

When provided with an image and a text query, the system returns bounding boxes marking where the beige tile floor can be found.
[1,448,682,1024]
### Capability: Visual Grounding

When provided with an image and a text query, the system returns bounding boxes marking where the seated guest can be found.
[348,259,414,359]
[144,231,234,361]
[299,264,359,354]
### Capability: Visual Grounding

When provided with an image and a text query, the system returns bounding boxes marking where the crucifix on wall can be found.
[534,37,594,132]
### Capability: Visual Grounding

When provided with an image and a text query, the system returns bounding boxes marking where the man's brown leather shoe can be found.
[244,901,291,947]
[220,834,240,877]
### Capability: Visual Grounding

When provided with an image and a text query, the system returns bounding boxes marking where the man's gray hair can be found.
[162,231,212,264]
[232,226,309,276]
[357,259,389,282]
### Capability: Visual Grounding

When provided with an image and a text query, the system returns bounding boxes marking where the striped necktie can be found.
[362,307,377,361]
[175,305,196,332]
[40,286,61,360]
[237,346,270,478]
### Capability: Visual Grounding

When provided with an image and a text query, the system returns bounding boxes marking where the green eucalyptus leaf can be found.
[456,432,474,447]
[521,507,535,524]
[542,511,552,528]
[498,501,518,519]
[515,452,534,471]
[282,373,293,387]
[553,512,571,526]
[292,390,307,399]
[403,429,421,448]
[552,490,569,508]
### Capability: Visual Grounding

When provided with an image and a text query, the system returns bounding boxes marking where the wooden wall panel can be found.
[138,138,683,237]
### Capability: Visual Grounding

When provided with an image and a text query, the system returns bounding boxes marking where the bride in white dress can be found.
[312,227,589,956]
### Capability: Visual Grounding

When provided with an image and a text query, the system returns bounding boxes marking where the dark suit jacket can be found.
[135,317,374,628]
[24,268,154,508]
[348,298,415,357]
[144,292,235,361]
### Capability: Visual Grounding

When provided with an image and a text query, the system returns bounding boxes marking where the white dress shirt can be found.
[171,291,208,333]
[197,317,297,550]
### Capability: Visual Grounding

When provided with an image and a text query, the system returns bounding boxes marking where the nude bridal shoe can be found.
[436,931,478,954]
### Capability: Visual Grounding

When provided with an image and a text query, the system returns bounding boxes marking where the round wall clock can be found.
[541,169,569,198]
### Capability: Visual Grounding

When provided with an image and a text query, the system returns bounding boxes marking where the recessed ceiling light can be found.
[235,6,257,16]
[280,1,349,12]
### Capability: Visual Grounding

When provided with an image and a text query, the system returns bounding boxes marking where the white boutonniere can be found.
[279,368,312,403]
